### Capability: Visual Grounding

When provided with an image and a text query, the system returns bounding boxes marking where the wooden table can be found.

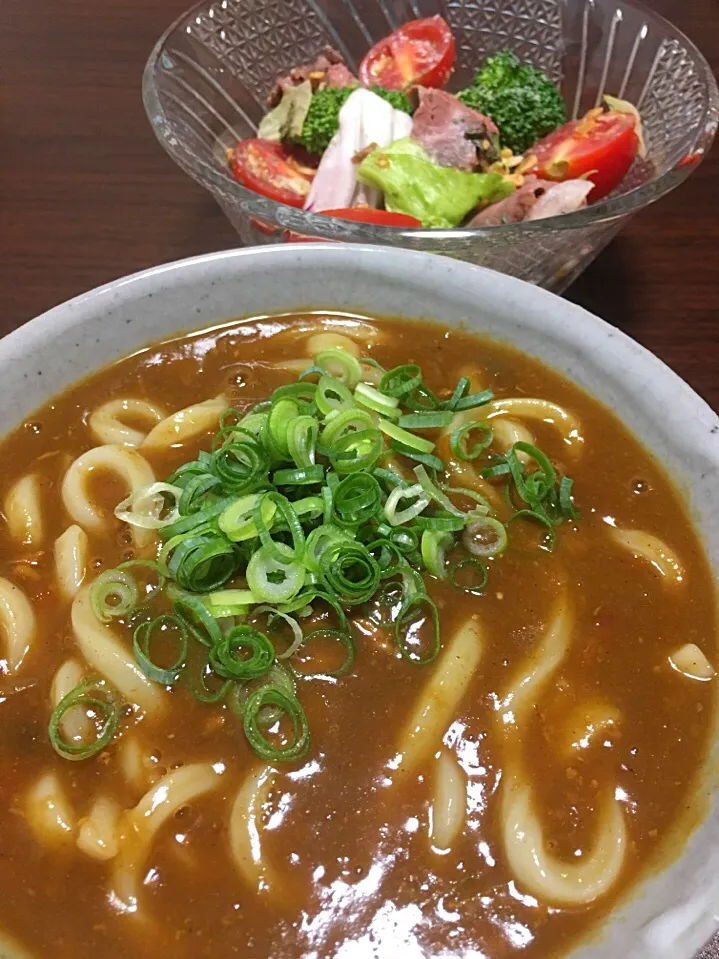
[1,0,718,954]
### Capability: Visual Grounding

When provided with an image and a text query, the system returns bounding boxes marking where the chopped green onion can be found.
[329,428,384,474]
[462,516,508,557]
[559,476,580,520]
[243,686,310,762]
[315,349,362,388]
[185,656,231,703]
[508,442,556,507]
[173,593,223,646]
[292,495,324,523]
[304,524,355,574]
[398,411,453,430]
[413,465,465,518]
[444,376,470,411]
[320,541,380,605]
[453,389,494,411]
[316,375,354,416]
[246,542,305,604]
[228,663,296,721]
[450,421,494,460]
[90,569,138,622]
[268,399,300,456]
[380,364,422,398]
[115,482,182,530]
[211,437,269,494]
[321,407,374,448]
[413,514,464,532]
[333,473,382,527]
[508,509,557,551]
[384,483,430,526]
[49,680,119,761]
[390,441,444,472]
[209,625,275,680]
[394,593,440,665]
[204,588,255,616]
[166,533,239,593]
[449,558,488,593]
[219,492,277,542]
[254,491,305,560]
[378,419,435,454]
[251,607,304,660]
[287,414,319,467]
[133,614,188,685]
[421,530,454,579]
[272,465,325,486]
[355,382,400,417]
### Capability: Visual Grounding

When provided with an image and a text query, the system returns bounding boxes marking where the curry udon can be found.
[0,313,714,958]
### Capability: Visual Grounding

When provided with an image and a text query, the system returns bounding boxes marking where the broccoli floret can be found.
[296,85,413,156]
[457,51,566,155]
[370,86,413,115]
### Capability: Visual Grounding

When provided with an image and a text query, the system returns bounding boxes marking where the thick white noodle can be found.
[111,763,222,912]
[77,796,122,861]
[278,316,381,344]
[51,657,92,745]
[53,525,89,600]
[611,528,685,586]
[306,332,360,358]
[482,398,584,453]
[669,643,715,681]
[61,444,156,549]
[89,398,167,448]
[501,772,626,906]
[271,358,312,374]
[71,586,165,717]
[141,396,226,452]
[394,616,483,779]
[229,765,282,895]
[4,474,45,547]
[0,576,36,674]
[499,602,627,906]
[429,750,467,854]
[491,418,534,458]
[119,737,166,795]
[25,771,75,848]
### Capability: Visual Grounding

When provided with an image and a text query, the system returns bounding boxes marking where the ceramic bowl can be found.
[1,244,717,958]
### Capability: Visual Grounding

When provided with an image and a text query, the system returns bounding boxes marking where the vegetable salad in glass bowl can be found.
[143,0,717,291]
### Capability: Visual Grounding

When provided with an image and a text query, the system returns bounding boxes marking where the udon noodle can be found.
[0,312,713,959]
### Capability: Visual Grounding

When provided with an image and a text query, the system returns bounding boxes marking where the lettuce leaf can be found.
[357,138,514,228]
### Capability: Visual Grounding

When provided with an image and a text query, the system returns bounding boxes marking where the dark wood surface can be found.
[1,0,718,954]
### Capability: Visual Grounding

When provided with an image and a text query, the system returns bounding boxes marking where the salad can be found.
[228,16,645,229]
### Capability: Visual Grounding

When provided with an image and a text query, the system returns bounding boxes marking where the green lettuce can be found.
[357,138,514,228]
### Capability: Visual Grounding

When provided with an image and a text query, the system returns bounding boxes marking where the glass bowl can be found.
[142,0,718,292]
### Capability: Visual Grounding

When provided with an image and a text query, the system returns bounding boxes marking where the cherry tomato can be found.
[284,207,422,242]
[319,208,421,227]
[359,16,455,91]
[531,108,639,202]
[232,139,314,208]
[249,217,281,237]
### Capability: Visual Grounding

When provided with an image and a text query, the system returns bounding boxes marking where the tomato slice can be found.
[283,208,421,242]
[319,208,421,227]
[359,16,455,91]
[531,108,639,202]
[232,139,314,208]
